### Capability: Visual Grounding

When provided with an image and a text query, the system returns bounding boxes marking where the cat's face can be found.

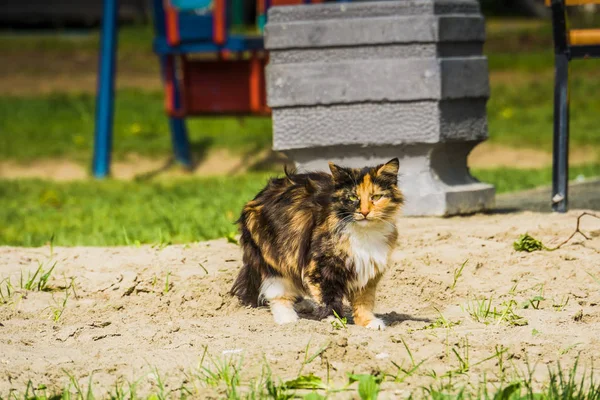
[329,158,403,225]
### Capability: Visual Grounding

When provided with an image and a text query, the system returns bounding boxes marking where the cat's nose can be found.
[360,210,369,217]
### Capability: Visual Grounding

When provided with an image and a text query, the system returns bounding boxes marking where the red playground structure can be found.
[93,0,347,178]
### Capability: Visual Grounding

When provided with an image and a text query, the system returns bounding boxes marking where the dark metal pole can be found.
[550,0,569,213]
[552,54,569,213]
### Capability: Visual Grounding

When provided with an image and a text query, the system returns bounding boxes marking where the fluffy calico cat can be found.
[230,158,403,330]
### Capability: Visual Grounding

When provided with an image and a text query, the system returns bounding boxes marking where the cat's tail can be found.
[230,225,263,307]
[230,263,262,307]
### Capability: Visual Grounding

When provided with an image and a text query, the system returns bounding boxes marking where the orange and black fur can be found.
[230,158,403,329]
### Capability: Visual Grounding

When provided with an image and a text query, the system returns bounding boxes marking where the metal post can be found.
[552,54,569,212]
[550,0,569,212]
[160,56,193,168]
[93,0,119,178]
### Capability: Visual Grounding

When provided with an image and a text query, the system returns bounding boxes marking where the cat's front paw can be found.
[316,303,343,320]
[366,318,386,331]
[271,303,299,325]
[295,298,317,314]
[274,311,299,325]
[316,305,332,320]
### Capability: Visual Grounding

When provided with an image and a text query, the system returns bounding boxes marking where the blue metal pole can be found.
[93,0,119,178]
[159,56,193,168]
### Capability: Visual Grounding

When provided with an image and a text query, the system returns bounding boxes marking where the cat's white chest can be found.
[346,222,394,290]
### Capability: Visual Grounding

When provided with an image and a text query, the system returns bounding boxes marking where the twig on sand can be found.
[546,212,599,251]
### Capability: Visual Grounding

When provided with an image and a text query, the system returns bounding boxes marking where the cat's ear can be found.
[376,158,399,177]
[328,162,351,182]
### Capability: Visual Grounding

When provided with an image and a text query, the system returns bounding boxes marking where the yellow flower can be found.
[129,123,142,135]
[72,135,85,146]
[500,108,514,119]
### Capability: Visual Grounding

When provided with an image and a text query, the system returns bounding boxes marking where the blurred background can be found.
[0,0,599,247]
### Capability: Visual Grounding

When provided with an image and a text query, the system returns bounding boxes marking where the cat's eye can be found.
[371,194,383,201]
[348,194,358,202]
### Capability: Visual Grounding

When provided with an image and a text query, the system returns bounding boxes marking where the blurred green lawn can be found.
[1,20,599,160]
[3,164,600,246]
[1,72,599,162]
[1,19,599,246]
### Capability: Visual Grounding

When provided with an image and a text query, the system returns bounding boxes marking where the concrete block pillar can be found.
[264,0,495,216]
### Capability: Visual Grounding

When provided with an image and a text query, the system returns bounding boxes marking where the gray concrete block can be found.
[285,142,494,216]
[268,44,438,65]
[265,16,484,49]
[272,100,488,150]
[269,43,484,65]
[434,0,481,15]
[267,57,488,107]
[439,100,488,141]
[265,0,494,216]
[267,0,481,24]
[438,16,486,42]
[441,58,489,99]
[272,102,441,150]
[437,43,483,57]
[267,58,439,107]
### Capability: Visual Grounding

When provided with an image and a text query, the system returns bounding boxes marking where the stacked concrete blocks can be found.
[264,0,495,216]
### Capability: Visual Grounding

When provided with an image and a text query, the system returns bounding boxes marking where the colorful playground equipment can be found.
[547,0,600,212]
[92,0,344,178]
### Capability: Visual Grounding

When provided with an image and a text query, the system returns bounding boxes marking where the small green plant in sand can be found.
[330,310,347,330]
[450,259,468,290]
[48,288,70,322]
[348,373,383,400]
[45,277,77,323]
[587,271,600,287]
[390,337,427,384]
[420,307,461,331]
[0,277,15,305]
[552,295,570,311]
[62,370,95,400]
[559,343,583,356]
[464,297,527,326]
[513,233,546,252]
[163,271,172,294]
[21,261,57,291]
[297,340,330,379]
[523,295,545,310]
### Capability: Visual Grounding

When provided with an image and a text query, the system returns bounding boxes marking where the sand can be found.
[1,211,600,398]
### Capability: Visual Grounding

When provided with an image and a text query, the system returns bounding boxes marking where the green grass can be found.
[486,73,600,151]
[0,90,272,162]
[0,174,273,246]
[472,163,600,193]
[0,25,155,53]
[0,18,599,249]
[1,19,600,162]
[0,164,598,247]
[4,354,599,400]
[1,74,599,162]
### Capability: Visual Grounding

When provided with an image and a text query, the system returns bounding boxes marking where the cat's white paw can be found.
[366,318,386,331]
[274,310,299,325]
[271,303,299,325]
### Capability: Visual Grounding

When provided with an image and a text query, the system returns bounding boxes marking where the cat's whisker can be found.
[372,217,398,230]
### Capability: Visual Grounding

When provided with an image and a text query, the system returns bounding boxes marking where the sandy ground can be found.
[1,211,600,398]
[0,150,289,181]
